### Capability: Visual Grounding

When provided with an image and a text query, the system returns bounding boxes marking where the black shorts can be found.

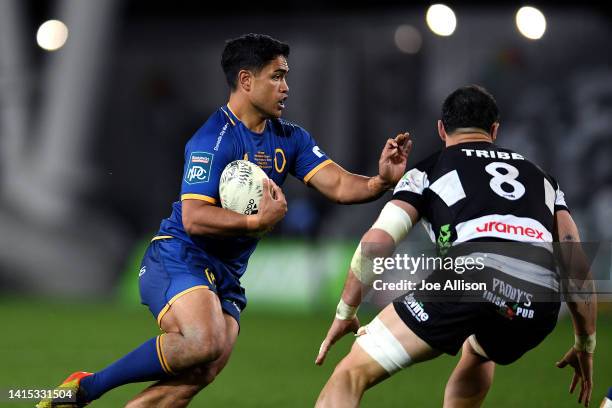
[393,269,560,365]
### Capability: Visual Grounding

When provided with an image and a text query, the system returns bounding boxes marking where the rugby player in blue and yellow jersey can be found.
[38,33,411,407]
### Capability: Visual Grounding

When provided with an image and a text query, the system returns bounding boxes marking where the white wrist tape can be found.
[371,202,413,244]
[574,332,596,353]
[335,298,358,320]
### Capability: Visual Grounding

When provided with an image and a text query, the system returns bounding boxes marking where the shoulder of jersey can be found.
[191,109,236,143]
[413,150,443,172]
[269,117,305,138]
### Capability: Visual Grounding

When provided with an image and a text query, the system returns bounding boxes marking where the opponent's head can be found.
[438,84,500,143]
[222,33,290,118]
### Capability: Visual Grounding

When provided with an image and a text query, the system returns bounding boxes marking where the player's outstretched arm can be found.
[308,133,412,204]
[183,179,287,237]
[315,200,418,365]
[554,209,597,407]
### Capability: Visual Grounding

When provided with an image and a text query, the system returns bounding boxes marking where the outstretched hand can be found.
[556,346,593,407]
[378,132,412,187]
[315,317,360,366]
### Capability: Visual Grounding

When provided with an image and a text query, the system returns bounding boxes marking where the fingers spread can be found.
[570,372,579,394]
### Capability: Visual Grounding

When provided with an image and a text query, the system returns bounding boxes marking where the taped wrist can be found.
[574,332,596,353]
[335,298,358,320]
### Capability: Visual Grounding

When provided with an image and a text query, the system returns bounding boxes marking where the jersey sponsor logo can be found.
[312,145,325,158]
[455,214,552,243]
[482,290,534,319]
[461,149,524,160]
[475,221,545,240]
[402,294,429,322]
[185,152,213,184]
[139,266,146,277]
[491,277,533,306]
[394,168,428,195]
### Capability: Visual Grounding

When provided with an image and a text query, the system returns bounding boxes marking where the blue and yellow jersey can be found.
[156,105,332,278]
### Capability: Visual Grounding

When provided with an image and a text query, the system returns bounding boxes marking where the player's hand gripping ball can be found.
[219,160,268,215]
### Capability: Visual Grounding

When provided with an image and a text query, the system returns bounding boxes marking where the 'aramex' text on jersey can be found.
[476,221,545,240]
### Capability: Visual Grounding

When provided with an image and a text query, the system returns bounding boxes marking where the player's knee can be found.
[188,330,225,364]
[199,367,219,387]
[188,364,220,387]
[330,362,371,392]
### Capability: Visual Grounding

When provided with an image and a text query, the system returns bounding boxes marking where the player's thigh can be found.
[341,304,442,386]
[376,303,442,362]
[160,287,225,340]
[139,239,224,337]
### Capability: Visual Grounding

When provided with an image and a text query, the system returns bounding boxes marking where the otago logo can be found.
[476,221,544,240]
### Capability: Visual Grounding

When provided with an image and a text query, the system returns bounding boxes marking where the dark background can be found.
[1,0,611,295]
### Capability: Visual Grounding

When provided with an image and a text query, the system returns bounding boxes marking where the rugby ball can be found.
[219,160,268,215]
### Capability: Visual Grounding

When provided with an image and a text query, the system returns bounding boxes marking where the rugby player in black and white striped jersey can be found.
[315,85,597,408]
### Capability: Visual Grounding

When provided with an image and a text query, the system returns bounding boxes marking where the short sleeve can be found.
[290,127,333,183]
[392,168,429,214]
[391,152,439,214]
[552,177,569,213]
[181,127,236,205]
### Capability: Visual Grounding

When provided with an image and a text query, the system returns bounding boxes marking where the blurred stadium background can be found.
[1,1,611,406]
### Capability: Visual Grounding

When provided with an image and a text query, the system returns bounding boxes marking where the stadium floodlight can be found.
[36,19,69,51]
[394,25,422,54]
[426,4,457,37]
[516,6,546,40]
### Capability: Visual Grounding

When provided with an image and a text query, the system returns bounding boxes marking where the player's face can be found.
[250,56,289,119]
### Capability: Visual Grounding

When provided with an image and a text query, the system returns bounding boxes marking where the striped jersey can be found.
[393,141,568,291]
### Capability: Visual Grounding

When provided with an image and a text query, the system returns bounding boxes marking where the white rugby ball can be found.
[219,160,268,215]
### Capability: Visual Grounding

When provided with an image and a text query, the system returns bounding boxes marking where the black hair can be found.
[221,33,290,91]
[441,85,500,134]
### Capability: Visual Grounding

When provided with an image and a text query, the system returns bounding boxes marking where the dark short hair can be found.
[221,33,290,91]
[441,85,500,134]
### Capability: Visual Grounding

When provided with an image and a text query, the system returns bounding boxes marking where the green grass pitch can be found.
[1,300,610,407]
